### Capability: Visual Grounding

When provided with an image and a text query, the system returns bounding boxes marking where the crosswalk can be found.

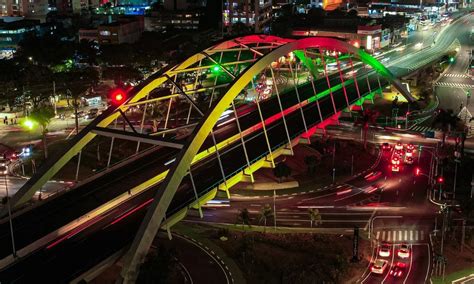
[409,125,441,133]
[434,81,474,89]
[443,73,472,79]
[375,229,425,242]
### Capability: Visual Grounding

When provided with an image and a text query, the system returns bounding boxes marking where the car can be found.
[381,143,391,151]
[398,244,410,258]
[379,243,391,257]
[391,165,400,172]
[395,142,404,151]
[389,262,406,277]
[406,144,415,151]
[405,156,414,165]
[85,108,99,119]
[371,259,388,274]
[0,165,7,175]
[405,149,413,157]
[391,157,400,165]
[0,158,10,167]
[394,149,404,157]
[70,111,85,119]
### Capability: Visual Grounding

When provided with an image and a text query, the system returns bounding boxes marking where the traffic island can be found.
[231,140,378,196]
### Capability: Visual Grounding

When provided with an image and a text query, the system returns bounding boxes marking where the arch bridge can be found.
[4,35,413,282]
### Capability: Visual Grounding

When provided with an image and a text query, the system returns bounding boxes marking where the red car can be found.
[389,262,406,277]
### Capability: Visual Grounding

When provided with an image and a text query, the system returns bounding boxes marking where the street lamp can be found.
[1,171,17,258]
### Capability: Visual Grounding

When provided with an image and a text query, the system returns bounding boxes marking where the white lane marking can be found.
[359,243,377,284]
[382,231,386,241]
[393,231,397,242]
[381,246,396,284]
[424,243,431,283]
[421,230,424,241]
[415,230,419,241]
[410,230,413,241]
[399,231,402,241]
[376,231,380,240]
[387,231,391,242]
[403,244,414,284]
[404,230,408,241]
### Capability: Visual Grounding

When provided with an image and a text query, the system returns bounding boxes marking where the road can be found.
[1,12,471,282]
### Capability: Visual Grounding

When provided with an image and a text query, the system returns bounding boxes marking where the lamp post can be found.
[2,172,16,258]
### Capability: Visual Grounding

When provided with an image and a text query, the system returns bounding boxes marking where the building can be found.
[223,0,272,33]
[71,0,100,13]
[79,16,144,44]
[144,9,203,31]
[0,0,49,18]
[0,18,58,58]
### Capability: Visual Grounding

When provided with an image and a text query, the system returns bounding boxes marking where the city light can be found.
[415,167,421,176]
[212,65,221,73]
[437,176,444,184]
[22,118,35,130]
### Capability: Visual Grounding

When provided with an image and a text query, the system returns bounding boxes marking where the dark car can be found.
[85,108,99,119]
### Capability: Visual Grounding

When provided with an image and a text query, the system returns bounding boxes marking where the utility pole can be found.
[273,190,277,231]
[332,140,336,183]
[461,219,466,252]
[3,174,16,258]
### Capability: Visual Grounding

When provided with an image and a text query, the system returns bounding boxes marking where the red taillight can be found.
[398,271,402,276]
[390,270,393,275]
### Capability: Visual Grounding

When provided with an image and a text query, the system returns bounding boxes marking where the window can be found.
[99,30,111,36]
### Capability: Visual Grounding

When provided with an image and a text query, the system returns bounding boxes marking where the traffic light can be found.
[415,167,421,176]
[436,176,444,184]
[110,88,126,105]
[449,56,455,63]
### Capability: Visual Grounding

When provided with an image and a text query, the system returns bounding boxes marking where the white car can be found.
[379,243,391,257]
[0,165,7,175]
[398,244,410,258]
[395,142,403,151]
[371,259,388,274]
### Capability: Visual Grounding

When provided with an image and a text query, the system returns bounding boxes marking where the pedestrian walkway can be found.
[443,73,472,79]
[409,125,442,133]
[375,229,425,242]
[434,81,474,89]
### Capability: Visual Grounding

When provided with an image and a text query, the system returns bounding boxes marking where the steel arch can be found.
[120,36,413,282]
[7,35,289,210]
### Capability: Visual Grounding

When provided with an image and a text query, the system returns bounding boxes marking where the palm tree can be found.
[354,108,379,149]
[236,208,251,228]
[308,208,322,228]
[432,108,460,146]
[29,106,55,159]
[259,204,273,233]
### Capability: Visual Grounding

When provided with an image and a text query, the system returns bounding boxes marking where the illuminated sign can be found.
[322,0,343,11]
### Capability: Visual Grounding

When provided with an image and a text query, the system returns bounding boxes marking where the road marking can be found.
[404,230,408,241]
[382,231,386,240]
[376,231,380,240]
[415,230,419,241]
[399,231,402,241]
[393,231,397,242]
[381,246,396,284]
[387,231,391,241]
[410,230,413,240]
[403,244,414,284]
[421,230,424,241]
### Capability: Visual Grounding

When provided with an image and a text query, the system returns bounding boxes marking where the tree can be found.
[236,208,251,228]
[354,108,379,149]
[308,208,322,228]
[259,204,273,233]
[137,245,177,284]
[432,108,460,146]
[273,162,292,183]
[304,155,320,175]
[29,106,55,159]
[55,67,99,134]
